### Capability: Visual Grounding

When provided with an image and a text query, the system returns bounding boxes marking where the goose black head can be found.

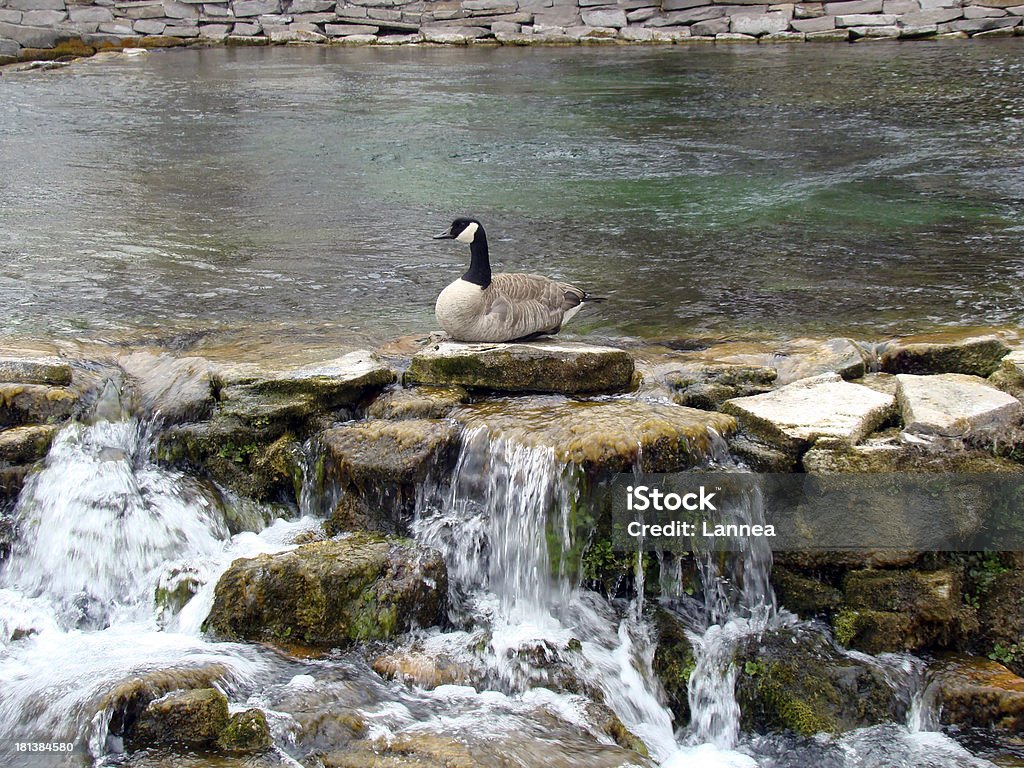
[433,217,483,245]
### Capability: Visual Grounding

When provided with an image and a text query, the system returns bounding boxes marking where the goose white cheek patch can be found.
[455,222,479,244]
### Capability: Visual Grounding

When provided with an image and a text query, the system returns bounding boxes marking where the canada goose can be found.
[432,218,602,343]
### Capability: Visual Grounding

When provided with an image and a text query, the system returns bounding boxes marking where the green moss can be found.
[217,708,272,753]
[834,608,861,647]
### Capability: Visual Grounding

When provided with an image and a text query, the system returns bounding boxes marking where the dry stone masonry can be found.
[0,0,1022,63]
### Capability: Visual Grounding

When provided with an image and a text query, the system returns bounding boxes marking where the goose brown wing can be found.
[482,273,579,338]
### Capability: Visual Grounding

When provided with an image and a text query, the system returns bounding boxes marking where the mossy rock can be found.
[651,606,696,726]
[0,356,72,386]
[771,567,843,619]
[879,335,1010,378]
[664,362,776,410]
[406,340,635,395]
[202,533,448,646]
[365,385,469,420]
[0,383,78,426]
[0,424,58,464]
[989,351,1024,402]
[127,688,230,751]
[931,655,1024,731]
[454,397,735,472]
[734,627,904,736]
[217,708,272,753]
[843,569,960,622]
[977,569,1024,676]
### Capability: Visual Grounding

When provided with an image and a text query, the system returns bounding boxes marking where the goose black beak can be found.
[432,231,455,240]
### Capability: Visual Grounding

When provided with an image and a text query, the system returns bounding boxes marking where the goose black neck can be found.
[462,229,491,287]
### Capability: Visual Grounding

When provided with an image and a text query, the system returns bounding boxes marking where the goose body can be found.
[432,218,598,343]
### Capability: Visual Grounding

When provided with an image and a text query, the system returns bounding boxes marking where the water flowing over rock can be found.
[896,373,1023,439]
[930,656,1024,731]
[202,533,448,646]
[453,396,734,472]
[405,340,635,394]
[662,362,776,410]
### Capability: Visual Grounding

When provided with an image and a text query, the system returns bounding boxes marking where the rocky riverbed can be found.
[1,330,1023,766]
[1,0,1022,68]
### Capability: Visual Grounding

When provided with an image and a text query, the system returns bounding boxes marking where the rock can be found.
[202,533,448,646]
[663,362,776,410]
[119,352,215,424]
[233,0,280,16]
[836,12,898,23]
[949,15,1019,30]
[730,11,790,33]
[735,626,904,735]
[802,432,1024,473]
[0,424,57,464]
[0,20,60,48]
[902,7,963,24]
[580,7,627,26]
[691,17,730,34]
[0,383,78,426]
[652,606,696,726]
[455,397,735,472]
[880,334,1010,377]
[217,708,272,753]
[772,567,843,618]
[372,649,475,689]
[68,6,113,22]
[850,24,901,36]
[977,569,1024,675]
[722,373,896,466]
[896,373,1022,439]
[318,419,458,533]
[325,23,381,35]
[834,569,975,653]
[0,357,72,386]
[931,656,1024,731]
[823,0,882,11]
[365,385,468,420]
[406,340,634,394]
[989,349,1024,400]
[771,338,870,384]
[792,15,837,31]
[100,665,230,746]
[806,27,849,38]
[127,687,230,750]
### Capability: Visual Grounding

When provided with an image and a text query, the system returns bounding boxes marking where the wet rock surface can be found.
[896,372,1023,439]
[931,655,1024,731]
[880,334,1010,378]
[454,396,735,472]
[203,533,448,646]
[662,361,776,409]
[127,687,231,750]
[406,340,635,394]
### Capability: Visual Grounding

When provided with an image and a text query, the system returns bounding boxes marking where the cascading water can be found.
[0,379,319,765]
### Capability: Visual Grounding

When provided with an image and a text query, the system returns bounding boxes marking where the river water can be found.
[1,43,1023,352]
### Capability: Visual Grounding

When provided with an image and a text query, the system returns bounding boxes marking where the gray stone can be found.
[134,18,167,32]
[691,15,730,32]
[723,373,896,457]
[952,14,1019,28]
[337,2,369,15]
[367,7,400,18]
[823,0,882,11]
[837,11,898,21]
[900,5,961,19]
[0,21,59,46]
[0,356,72,386]
[963,4,1006,15]
[288,0,335,10]
[971,22,1017,31]
[22,9,65,24]
[882,0,919,10]
[792,13,836,27]
[233,0,280,16]
[919,0,962,7]
[762,29,806,38]
[98,20,134,33]
[647,5,725,23]
[198,22,231,36]
[1009,4,1024,14]
[490,19,520,33]
[896,373,1022,439]
[531,5,579,24]
[850,22,901,33]
[164,23,200,34]
[202,3,233,15]
[0,10,24,23]
[290,12,340,22]
[0,37,20,54]
[662,0,706,7]
[619,24,655,38]
[231,21,260,32]
[161,0,198,18]
[68,5,113,21]
[122,4,166,19]
[567,22,618,36]
[7,0,64,10]
[626,6,658,21]
[422,24,487,40]
[325,22,379,33]
[730,10,789,32]
[794,1,826,16]
[581,7,627,26]
[805,24,850,34]
[462,0,514,9]
[880,335,1010,378]
[259,13,293,24]
[899,22,938,33]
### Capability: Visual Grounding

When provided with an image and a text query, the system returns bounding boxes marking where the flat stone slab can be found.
[932,656,1024,731]
[896,373,1023,438]
[454,397,735,471]
[722,373,896,454]
[405,341,634,394]
[880,334,1010,377]
[0,424,58,464]
[0,355,72,386]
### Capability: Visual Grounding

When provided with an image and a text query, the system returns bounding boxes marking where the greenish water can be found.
[1,43,1023,351]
